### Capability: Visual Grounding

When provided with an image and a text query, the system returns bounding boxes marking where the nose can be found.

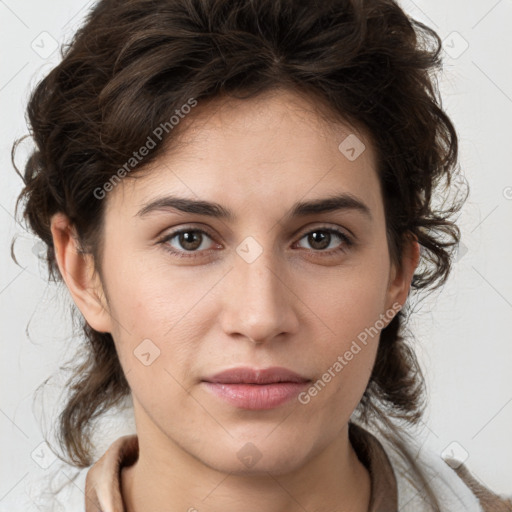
[219,246,299,345]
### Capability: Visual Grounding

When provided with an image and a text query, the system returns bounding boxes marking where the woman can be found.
[12,0,511,510]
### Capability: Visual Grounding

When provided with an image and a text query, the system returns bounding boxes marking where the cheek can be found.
[103,258,224,398]
[300,292,382,420]
[104,248,217,336]
[296,257,390,402]
[302,257,390,348]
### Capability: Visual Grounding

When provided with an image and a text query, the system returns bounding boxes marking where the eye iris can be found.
[308,231,331,250]
[179,231,202,251]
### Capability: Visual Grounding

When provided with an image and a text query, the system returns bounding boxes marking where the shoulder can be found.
[445,460,512,512]
[356,420,511,512]
[84,434,138,512]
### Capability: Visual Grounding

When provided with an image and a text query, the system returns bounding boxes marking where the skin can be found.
[51,87,419,512]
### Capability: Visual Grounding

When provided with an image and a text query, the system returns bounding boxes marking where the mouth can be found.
[202,366,311,385]
[201,366,312,410]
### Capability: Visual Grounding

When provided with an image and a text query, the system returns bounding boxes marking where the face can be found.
[62,88,414,475]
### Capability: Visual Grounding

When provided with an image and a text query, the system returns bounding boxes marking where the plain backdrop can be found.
[1,0,511,510]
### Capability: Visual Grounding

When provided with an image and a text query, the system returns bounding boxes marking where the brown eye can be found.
[306,231,331,250]
[176,231,203,251]
[296,228,353,254]
[160,228,218,258]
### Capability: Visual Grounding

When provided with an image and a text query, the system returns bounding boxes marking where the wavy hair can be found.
[12,0,467,509]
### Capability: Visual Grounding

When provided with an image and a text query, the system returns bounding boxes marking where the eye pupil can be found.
[180,231,202,250]
[308,231,330,250]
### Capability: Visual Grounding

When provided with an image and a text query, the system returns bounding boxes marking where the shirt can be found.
[84,421,512,512]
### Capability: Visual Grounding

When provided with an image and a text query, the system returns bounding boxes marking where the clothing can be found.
[84,421,512,512]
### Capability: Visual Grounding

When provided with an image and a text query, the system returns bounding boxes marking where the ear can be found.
[385,233,421,313]
[50,212,112,333]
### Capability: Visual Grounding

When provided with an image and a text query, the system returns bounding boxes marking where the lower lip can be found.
[202,381,310,410]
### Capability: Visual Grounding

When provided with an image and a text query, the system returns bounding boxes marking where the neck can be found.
[121,423,371,512]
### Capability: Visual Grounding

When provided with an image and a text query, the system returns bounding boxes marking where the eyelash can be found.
[158,225,354,260]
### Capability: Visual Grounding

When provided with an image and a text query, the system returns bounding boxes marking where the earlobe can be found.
[385,234,421,313]
[50,213,112,333]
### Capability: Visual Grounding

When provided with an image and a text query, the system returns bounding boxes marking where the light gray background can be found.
[1,0,511,510]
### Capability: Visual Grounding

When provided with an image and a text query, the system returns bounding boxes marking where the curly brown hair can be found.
[12,0,467,508]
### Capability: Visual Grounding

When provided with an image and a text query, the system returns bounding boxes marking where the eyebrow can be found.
[135,193,372,222]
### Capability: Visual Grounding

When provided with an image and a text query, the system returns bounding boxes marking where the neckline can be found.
[348,421,399,511]
[86,423,398,512]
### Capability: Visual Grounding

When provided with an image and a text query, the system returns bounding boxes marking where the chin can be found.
[197,436,312,477]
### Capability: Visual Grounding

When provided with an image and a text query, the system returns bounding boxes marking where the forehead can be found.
[106,88,382,221]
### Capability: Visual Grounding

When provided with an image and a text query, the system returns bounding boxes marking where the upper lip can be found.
[202,366,311,384]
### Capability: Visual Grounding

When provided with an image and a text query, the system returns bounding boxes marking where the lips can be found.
[201,367,312,410]
[202,366,311,385]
